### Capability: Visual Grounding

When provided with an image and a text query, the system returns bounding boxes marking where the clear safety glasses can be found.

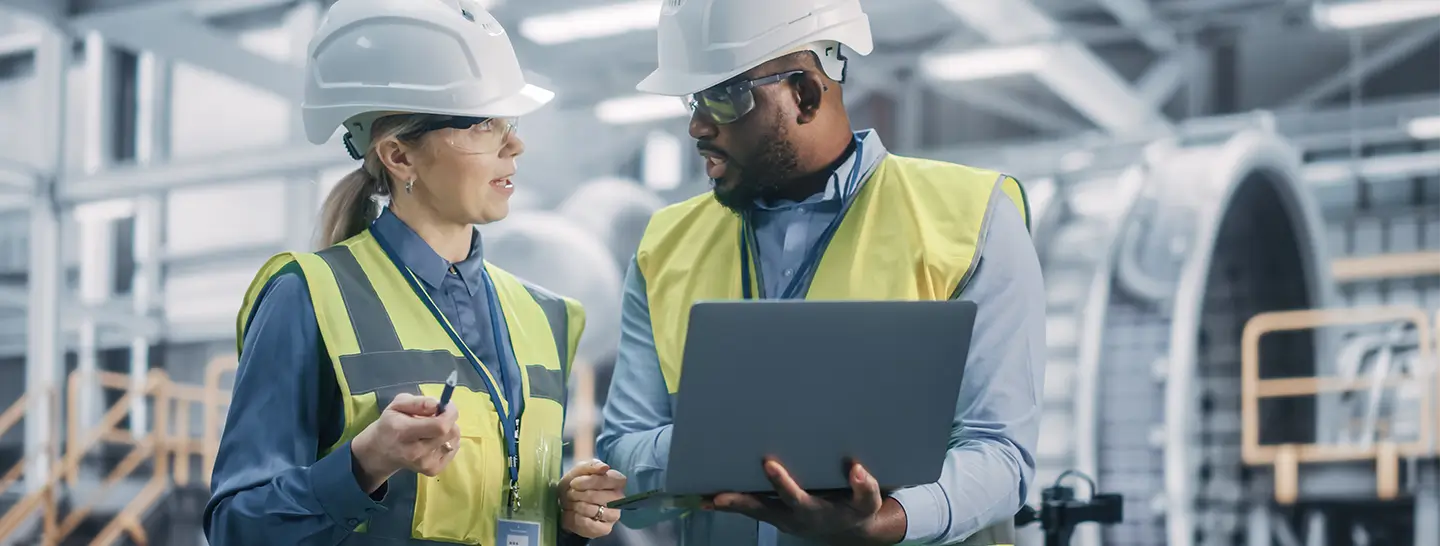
[684,70,804,125]
[401,115,520,155]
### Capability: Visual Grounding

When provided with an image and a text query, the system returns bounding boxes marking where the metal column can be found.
[127,49,172,438]
[23,21,69,496]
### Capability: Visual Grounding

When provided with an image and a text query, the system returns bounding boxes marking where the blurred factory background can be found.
[0,0,1436,545]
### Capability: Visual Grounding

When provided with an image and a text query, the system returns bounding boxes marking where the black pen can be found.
[436,370,458,413]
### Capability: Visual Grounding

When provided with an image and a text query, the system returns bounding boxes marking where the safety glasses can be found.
[684,70,805,125]
[401,115,519,155]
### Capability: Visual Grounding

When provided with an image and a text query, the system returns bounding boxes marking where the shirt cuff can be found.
[891,484,951,544]
[309,441,388,530]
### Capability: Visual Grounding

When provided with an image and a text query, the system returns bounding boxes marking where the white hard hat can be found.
[302,0,554,155]
[637,0,873,97]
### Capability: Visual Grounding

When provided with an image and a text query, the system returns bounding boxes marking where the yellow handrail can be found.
[0,353,241,545]
[1240,305,1436,504]
[1332,251,1440,282]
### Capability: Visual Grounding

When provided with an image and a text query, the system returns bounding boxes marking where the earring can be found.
[405,178,415,194]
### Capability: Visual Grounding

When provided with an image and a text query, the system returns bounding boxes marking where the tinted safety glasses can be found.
[685,70,804,125]
[401,115,520,155]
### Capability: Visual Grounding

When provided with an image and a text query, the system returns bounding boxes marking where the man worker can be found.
[596,0,1046,545]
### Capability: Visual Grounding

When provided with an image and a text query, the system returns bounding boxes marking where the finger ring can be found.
[591,505,606,521]
[441,441,454,452]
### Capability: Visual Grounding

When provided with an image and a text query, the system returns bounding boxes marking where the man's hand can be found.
[709,458,906,545]
[559,460,627,539]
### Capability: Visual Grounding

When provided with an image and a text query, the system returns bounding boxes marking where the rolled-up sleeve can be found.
[890,200,1046,544]
[595,257,686,529]
[203,271,388,546]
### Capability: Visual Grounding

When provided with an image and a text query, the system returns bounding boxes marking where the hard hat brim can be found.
[635,67,747,97]
[635,18,874,97]
[303,83,555,147]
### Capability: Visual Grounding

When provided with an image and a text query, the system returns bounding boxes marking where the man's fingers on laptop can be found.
[848,462,883,513]
[763,459,816,509]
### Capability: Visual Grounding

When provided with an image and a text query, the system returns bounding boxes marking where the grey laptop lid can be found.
[663,299,976,496]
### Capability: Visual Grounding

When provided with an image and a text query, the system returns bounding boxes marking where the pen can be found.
[437,370,458,413]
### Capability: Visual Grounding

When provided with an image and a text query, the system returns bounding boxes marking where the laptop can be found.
[608,299,977,510]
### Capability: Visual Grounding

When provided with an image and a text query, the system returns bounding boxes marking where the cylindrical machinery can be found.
[557,177,668,271]
[1026,121,1334,546]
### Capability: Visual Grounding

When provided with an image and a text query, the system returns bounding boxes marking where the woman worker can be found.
[203,1,626,544]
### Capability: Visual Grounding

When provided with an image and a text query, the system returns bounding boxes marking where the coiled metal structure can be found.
[1028,124,1334,546]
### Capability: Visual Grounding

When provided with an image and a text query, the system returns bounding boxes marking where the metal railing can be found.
[1331,251,1440,282]
[1241,306,1437,505]
[0,355,239,545]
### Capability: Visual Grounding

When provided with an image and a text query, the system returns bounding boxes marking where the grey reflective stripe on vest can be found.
[316,245,427,540]
[520,283,569,407]
[318,246,404,353]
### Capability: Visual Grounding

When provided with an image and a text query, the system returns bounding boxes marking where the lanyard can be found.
[740,137,865,300]
[370,228,525,515]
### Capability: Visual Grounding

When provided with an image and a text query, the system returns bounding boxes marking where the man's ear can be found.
[793,72,828,125]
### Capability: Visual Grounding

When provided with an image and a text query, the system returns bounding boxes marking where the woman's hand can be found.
[351,393,462,493]
[558,460,627,538]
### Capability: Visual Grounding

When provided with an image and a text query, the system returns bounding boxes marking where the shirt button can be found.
[783,268,794,277]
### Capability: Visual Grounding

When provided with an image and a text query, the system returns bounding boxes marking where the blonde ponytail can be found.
[317,168,379,248]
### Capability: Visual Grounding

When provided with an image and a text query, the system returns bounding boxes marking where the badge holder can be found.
[497,433,561,546]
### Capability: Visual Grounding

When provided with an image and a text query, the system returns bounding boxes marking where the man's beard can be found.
[710,129,801,213]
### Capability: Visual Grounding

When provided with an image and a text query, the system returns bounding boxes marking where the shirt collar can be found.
[371,208,486,295]
[753,129,889,210]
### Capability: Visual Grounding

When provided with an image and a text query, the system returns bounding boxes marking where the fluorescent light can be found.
[595,94,689,125]
[920,44,1052,82]
[519,0,659,45]
[1313,0,1440,29]
[1405,115,1440,140]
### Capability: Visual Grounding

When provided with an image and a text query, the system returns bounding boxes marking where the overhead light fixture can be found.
[920,44,1052,82]
[595,94,689,125]
[1313,0,1440,30]
[519,0,660,45]
[1405,115,1440,140]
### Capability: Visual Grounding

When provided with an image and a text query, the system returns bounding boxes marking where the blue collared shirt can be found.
[596,130,1047,545]
[203,209,532,545]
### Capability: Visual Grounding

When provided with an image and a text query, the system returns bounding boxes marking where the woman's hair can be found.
[316,114,436,248]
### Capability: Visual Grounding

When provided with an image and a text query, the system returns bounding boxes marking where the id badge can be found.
[497,519,542,546]
[501,433,561,545]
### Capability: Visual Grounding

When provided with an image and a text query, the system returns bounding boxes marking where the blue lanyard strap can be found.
[369,228,524,514]
[740,138,865,301]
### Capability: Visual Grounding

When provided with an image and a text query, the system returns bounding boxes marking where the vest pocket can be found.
[411,389,506,544]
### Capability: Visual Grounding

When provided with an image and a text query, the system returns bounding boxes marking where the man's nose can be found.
[689,110,718,141]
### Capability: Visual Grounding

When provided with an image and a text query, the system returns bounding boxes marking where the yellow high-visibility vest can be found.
[635,154,1027,546]
[237,229,585,545]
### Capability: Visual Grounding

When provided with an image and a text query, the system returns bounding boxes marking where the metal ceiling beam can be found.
[0,0,65,22]
[5,0,304,99]
[1136,49,1190,109]
[935,0,1173,138]
[1095,0,1179,52]
[59,143,348,204]
[932,83,1091,134]
[76,14,303,99]
[1283,22,1440,108]
[72,0,294,21]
